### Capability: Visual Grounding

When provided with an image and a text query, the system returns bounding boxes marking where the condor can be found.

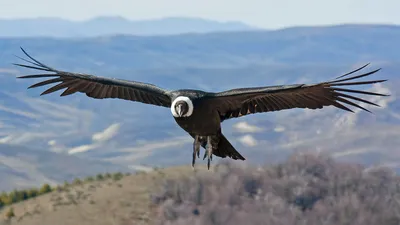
[14,47,389,169]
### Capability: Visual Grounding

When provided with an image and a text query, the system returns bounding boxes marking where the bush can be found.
[112,172,124,181]
[152,152,400,225]
[84,176,95,182]
[96,174,104,181]
[0,192,12,205]
[27,188,39,198]
[4,207,15,219]
[39,184,52,195]
[72,178,83,185]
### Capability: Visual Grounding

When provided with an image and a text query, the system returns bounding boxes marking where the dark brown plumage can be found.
[207,63,386,121]
[15,48,171,107]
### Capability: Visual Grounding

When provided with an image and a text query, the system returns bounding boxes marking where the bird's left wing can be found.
[204,64,389,121]
[14,47,172,107]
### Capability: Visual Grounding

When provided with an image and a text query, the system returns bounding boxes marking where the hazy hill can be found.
[0,16,255,37]
[0,144,129,192]
[0,24,398,191]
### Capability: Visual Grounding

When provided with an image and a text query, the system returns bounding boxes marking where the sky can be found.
[0,0,399,29]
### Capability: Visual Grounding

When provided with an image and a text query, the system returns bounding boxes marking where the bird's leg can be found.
[202,136,213,161]
[197,137,204,159]
[192,135,201,168]
[202,136,213,170]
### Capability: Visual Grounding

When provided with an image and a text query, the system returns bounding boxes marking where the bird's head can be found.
[175,101,188,117]
[171,96,194,118]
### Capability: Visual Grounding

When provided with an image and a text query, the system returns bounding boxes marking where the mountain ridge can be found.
[0,16,255,37]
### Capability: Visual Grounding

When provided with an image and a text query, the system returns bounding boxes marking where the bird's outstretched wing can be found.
[205,64,389,121]
[14,47,172,107]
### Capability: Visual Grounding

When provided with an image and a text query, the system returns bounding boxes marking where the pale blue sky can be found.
[0,0,399,29]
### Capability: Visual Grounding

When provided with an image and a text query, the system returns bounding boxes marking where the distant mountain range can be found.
[0,24,399,191]
[0,16,256,37]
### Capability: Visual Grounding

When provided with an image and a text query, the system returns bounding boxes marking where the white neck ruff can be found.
[171,96,194,117]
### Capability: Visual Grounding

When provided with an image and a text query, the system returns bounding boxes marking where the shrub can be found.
[27,188,39,198]
[152,152,400,225]
[72,178,83,185]
[112,172,124,181]
[4,207,15,219]
[104,173,112,179]
[0,192,12,205]
[84,176,95,182]
[96,174,104,181]
[16,190,28,201]
[39,184,52,195]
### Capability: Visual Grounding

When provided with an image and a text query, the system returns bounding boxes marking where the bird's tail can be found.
[213,133,246,160]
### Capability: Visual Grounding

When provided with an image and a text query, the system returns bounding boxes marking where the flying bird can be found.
[14,47,389,169]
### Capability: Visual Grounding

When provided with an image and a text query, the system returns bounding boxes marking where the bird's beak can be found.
[177,104,183,117]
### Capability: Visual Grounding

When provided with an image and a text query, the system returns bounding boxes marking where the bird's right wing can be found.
[14,47,172,107]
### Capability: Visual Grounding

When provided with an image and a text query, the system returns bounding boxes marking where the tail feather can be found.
[189,132,246,160]
[213,133,246,160]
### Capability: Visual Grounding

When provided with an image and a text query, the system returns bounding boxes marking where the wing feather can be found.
[207,64,388,121]
[15,47,172,107]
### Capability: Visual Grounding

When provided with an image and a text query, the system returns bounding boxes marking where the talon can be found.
[206,136,213,170]
[207,150,212,170]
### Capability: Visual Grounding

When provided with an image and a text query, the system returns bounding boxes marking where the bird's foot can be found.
[202,150,212,161]
[197,147,200,158]
[203,136,213,170]
[192,135,201,168]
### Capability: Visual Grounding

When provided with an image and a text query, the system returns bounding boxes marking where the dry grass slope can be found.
[0,165,210,225]
[1,152,400,225]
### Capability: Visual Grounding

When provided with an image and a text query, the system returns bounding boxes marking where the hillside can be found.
[0,164,210,225]
[0,24,398,191]
[1,152,400,225]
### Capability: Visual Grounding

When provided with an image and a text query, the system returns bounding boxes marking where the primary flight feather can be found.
[14,47,389,169]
